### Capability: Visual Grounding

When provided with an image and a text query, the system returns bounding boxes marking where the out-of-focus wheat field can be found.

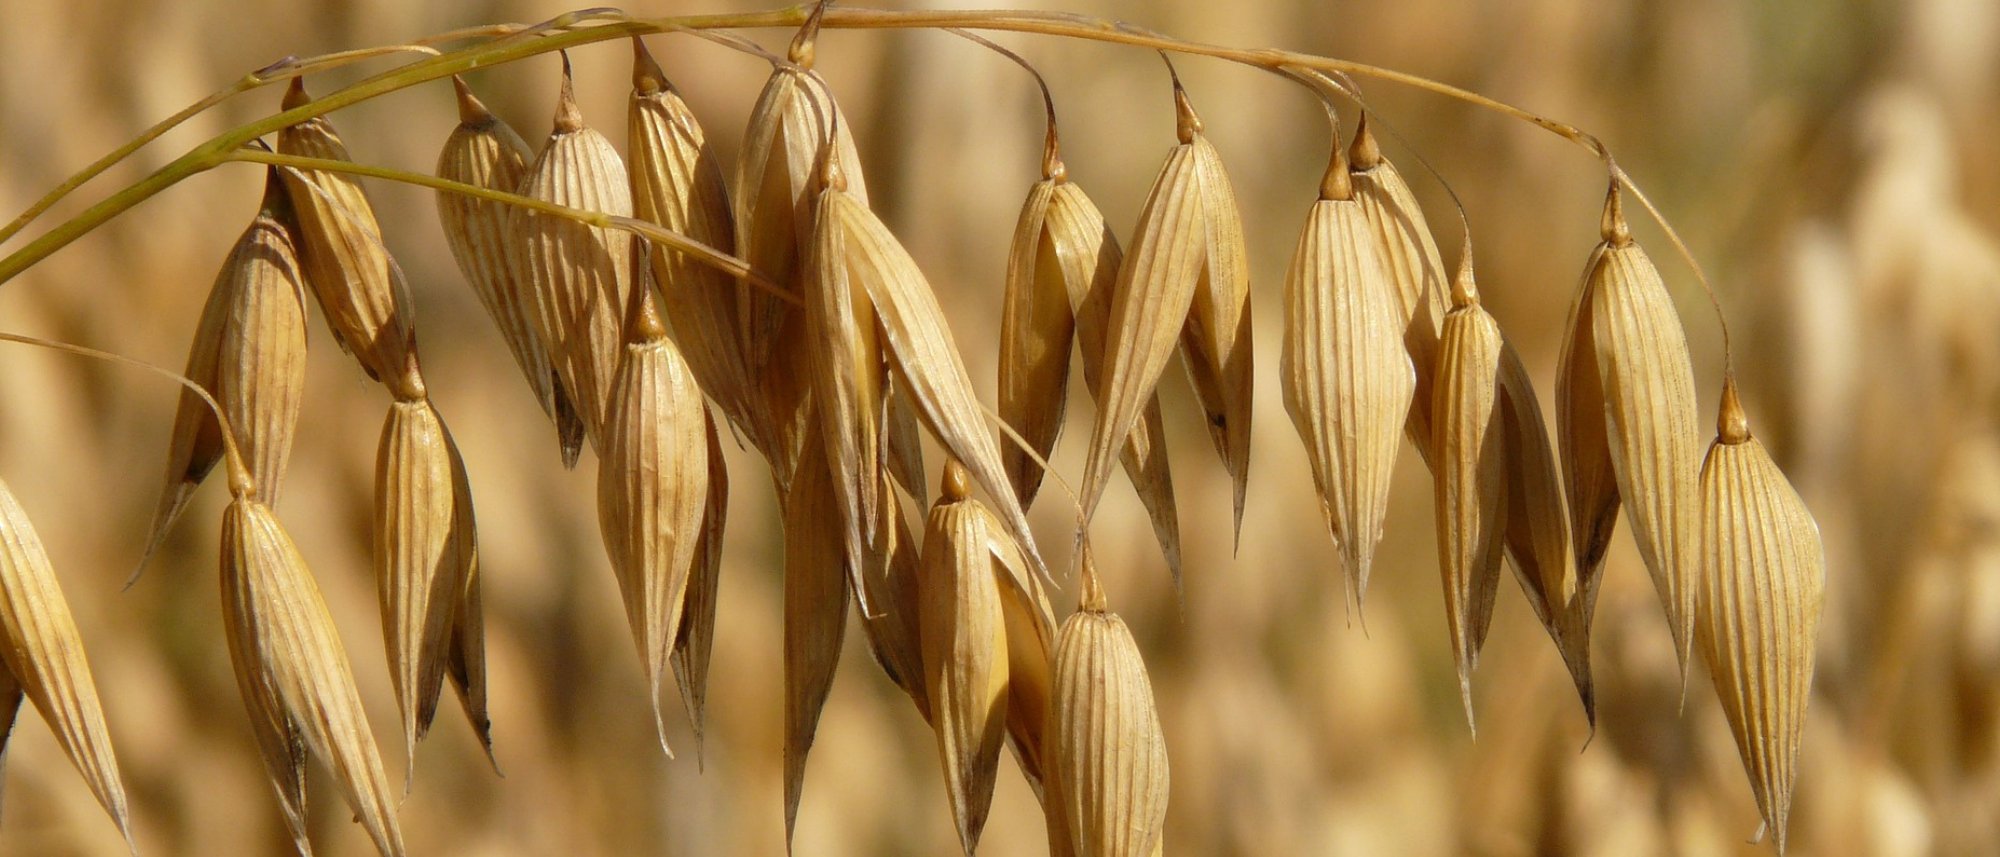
[1,0,1996,854]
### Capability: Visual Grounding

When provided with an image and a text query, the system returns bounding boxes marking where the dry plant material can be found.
[222,494,404,857]
[782,436,850,848]
[0,477,133,848]
[671,412,728,758]
[1280,141,1413,612]
[437,76,584,466]
[276,79,417,391]
[1431,264,1507,732]
[999,165,1078,507]
[1050,553,1169,857]
[1348,114,1447,463]
[515,56,634,446]
[142,171,308,574]
[1081,73,1244,550]
[596,285,710,754]
[441,441,493,764]
[629,39,764,455]
[857,472,929,719]
[373,386,478,776]
[1562,184,1701,678]
[1697,381,1824,855]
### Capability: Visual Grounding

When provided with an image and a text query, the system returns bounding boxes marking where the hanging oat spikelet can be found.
[671,412,728,760]
[1348,114,1448,464]
[1176,84,1255,543]
[816,159,1053,585]
[277,79,416,388]
[1584,184,1703,678]
[857,470,928,719]
[437,76,584,467]
[1279,140,1413,611]
[222,495,405,857]
[734,24,869,371]
[439,430,493,765]
[141,170,308,577]
[1079,74,1218,553]
[1556,247,1620,642]
[629,39,764,453]
[1050,551,1169,857]
[1431,262,1507,732]
[0,477,134,849]
[919,461,1015,854]
[515,54,634,446]
[1494,345,1595,726]
[884,374,929,504]
[1058,181,1183,583]
[782,436,850,848]
[1697,380,1824,855]
[999,161,1078,507]
[596,283,710,755]
[998,525,1059,799]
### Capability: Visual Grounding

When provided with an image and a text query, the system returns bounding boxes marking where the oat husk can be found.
[1697,380,1825,854]
[1431,266,1507,733]
[782,435,850,849]
[1348,114,1447,464]
[0,477,133,849]
[596,286,710,754]
[857,469,928,719]
[1178,99,1255,543]
[1280,151,1413,613]
[222,495,404,857]
[515,56,634,447]
[437,76,583,466]
[277,79,417,391]
[141,171,308,579]
[1000,176,1077,507]
[671,412,728,760]
[1050,556,1169,857]
[440,429,492,765]
[373,390,478,781]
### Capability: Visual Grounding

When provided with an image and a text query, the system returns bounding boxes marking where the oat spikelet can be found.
[277,79,416,389]
[1057,183,1182,583]
[1431,265,1507,732]
[223,496,404,857]
[1348,115,1447,464]
[0,478,133,849]
[919,462,1014,854]
[818,163,1053,585]
[142,172,308,576]
[1279,147,1413,612]
[437,76,583,467]
[373,385,477,781]
[997,523,1059,800]
[1697,380,1824,855]
[596,287,709,755]
[1051,553,1169,857]
[857,470,928,719]
[440,430,493,766]
[1078,79,1212,554]
[671,412,728,761]
[1556,246,1619,647]
[1000,175,1076,507]
[1495,344,1595,726]
[1588,185,1703,679]
[1178,93,1255,544]
[782,436,849,850]
[629,40,763,453]
[516,55,633,447]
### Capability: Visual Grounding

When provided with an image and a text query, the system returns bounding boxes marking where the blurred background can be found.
[1,0,1995,854]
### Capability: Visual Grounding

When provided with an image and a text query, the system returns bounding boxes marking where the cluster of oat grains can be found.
[0,4,1831,855]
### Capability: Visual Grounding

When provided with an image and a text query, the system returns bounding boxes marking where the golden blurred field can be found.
[2,0,1998,854]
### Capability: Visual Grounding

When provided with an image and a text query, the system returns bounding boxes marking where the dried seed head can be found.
[1431,278,1508,733]
[0,477,134,849]
[1586,185,1703,680]
[515,56,634,448]
[804,175,888,606]
[1349,113,1448,467]
[1696,381,1824,854]
[781,439,850,849]
[222,497,405,857]
[999,178,1077,507]
[857,466,928,719]
[671,412,729,761]
[437,76,582,467]
[629,39,764,456]
[1557,242,1621,625]
[1056,183,1183,583]
[373,397,477,782]
[1280,195,1414,612]
[1178,130,1255,545]
[596,303,710,754]
[919,487,1015,854]
[277,79,417,389]
[142,173,309,578]
[439,429,492,767]
[1050,577,1169,857]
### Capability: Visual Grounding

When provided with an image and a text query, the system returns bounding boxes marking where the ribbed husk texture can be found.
[1431,283,1507,732]
[1347,116,1447,464]
[671,412,728,759]
[781,437,849,849]
[1050,592,1169,857]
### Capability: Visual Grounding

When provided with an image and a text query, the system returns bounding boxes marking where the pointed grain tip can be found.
[941,459,971,503]
[1165,55,1201,143]
[282,77,309,110]
[553,53,584,133]
[1349,112,1383,169]
[632,36,666,95]
[1718,375,1751,444]
[1600,181,1632,246]
[451,76,490,125]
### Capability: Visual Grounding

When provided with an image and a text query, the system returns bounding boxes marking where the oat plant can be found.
[0,4,1827,855]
